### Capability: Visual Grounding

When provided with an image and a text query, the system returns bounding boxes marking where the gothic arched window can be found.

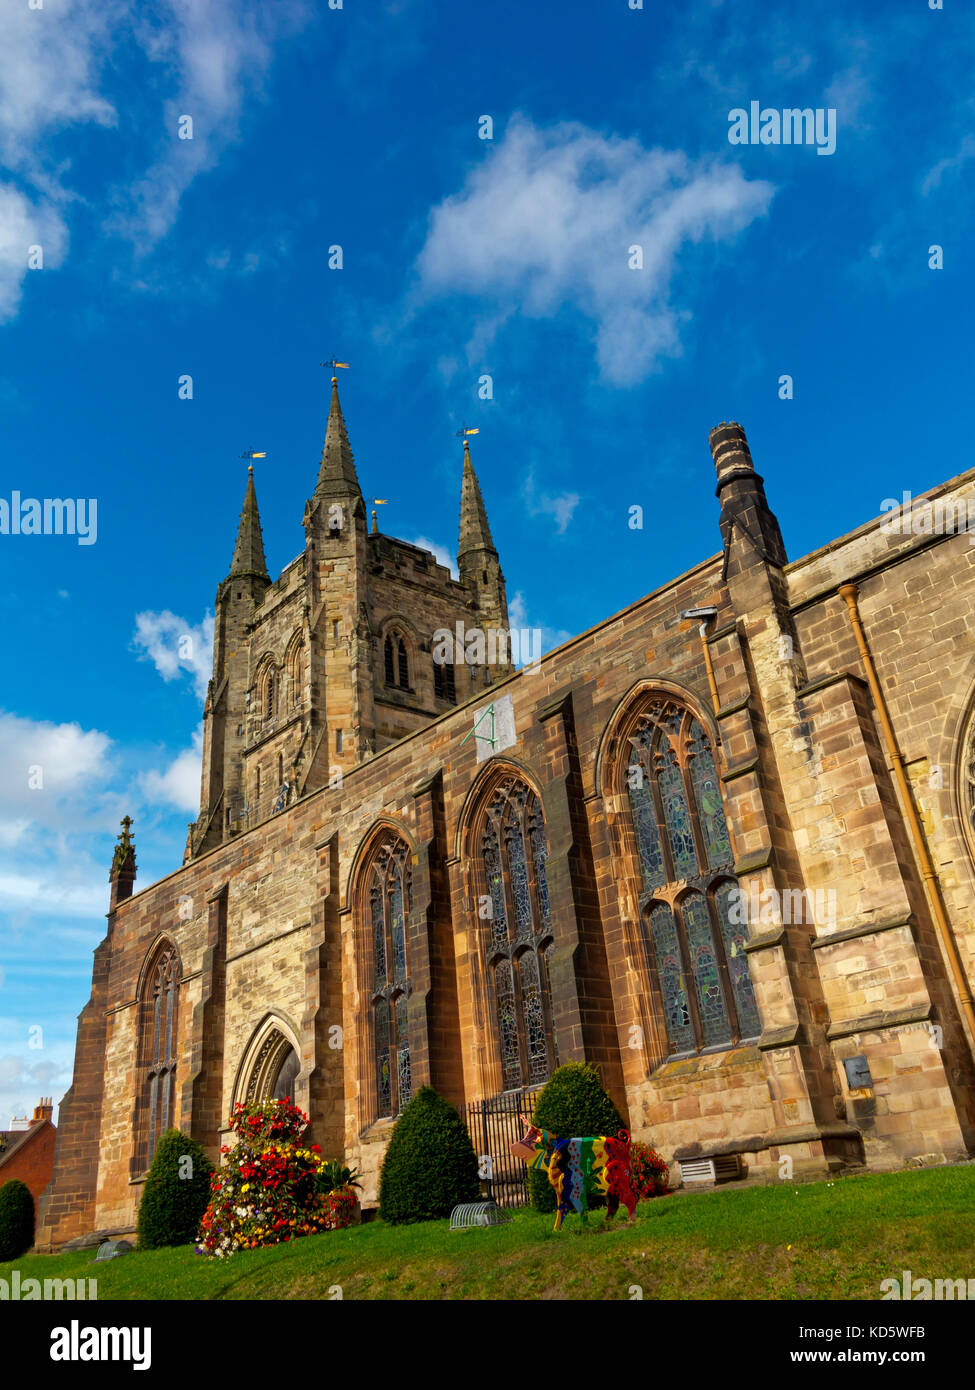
[626,700,760,1055]
[478,780,555,1091]
[366,835,413,1119]
[286,635,303,708]
[433,656,456,703]
[135,943,180,1172]
[384,633,410,690]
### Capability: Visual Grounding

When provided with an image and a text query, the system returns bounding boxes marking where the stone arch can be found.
[284,628,304,709]
[349,821,415,1121]
[594,675,721,802]
[453,755,547,864]
[232,1012,303,1111]
[379,617,417,691]
[455,759,556,1096]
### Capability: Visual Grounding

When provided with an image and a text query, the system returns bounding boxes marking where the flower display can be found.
[628,1141,671,1199]
[196,1097,356,1257]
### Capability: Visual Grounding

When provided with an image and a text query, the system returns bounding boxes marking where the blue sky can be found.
[1,0,971,1124]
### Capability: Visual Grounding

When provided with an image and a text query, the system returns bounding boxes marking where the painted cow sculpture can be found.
[510,1113,638,1231]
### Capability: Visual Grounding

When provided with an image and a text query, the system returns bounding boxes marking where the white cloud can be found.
[0,0,309,317]
[508,590,573,661]
[921,135,975,197]
[522,469,579,534]
[415,115,774,385]
[0,183,69,324]
[132,609,214,699]
[140,725,203,814]
[406,536,459,579]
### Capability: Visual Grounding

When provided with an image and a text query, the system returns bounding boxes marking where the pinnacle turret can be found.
[315,377,362,498]
[228,467,269,581]
[457,438,497,563]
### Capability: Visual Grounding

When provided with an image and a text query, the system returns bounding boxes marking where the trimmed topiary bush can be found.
[0,1179,35,1260]
[137,1129,213,1250]
[525,1063,626,1212]
[378,1086,480,1224]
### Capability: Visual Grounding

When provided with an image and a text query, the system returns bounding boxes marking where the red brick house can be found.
[0,1100,56,1207]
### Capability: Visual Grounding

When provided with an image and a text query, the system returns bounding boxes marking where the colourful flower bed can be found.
[629,1141,670,1199]
[197,1098,356,1258]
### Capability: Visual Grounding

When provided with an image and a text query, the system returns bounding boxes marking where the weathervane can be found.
[321,359,350,383]
[239,450,267,462]
[454,424,480,445]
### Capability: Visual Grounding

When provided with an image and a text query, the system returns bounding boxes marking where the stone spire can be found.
[315,376,361,499]
[228,467,269,581]
[457,438,497,563]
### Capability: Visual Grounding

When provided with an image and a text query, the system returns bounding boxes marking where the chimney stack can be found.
[708,420,787,574]
[31,1097,54,1124]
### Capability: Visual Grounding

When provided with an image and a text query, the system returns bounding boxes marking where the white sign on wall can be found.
[471,691,516,762]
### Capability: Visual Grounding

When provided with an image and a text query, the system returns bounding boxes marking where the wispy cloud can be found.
[522,468,579,534]
[414,115,774,386]
[131,609,214,699]
[140,725,203,814]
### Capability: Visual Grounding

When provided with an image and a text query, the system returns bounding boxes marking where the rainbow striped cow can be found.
[510,1114,638,1231]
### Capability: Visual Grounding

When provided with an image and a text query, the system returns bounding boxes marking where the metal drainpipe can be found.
[838,581,975,1055]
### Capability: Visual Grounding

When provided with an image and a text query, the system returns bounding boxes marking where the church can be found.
[37,380,975,1247]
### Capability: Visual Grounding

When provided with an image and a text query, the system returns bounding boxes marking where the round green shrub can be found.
[378,1086,480,1224]
[137,1129,213,1250]
[0,1179,35,1260]
[524,1063,626,1212]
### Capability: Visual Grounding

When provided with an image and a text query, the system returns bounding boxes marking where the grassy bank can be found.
[5,1164,973,1300]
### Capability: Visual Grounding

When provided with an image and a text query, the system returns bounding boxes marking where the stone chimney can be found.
[709,421,787,579]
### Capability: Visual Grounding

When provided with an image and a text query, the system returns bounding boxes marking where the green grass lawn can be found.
[6,1164,974,1300]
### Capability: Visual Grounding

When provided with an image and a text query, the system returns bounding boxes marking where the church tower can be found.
[301,373,376,788]
[187,379,515,858]
[194,467,270,855]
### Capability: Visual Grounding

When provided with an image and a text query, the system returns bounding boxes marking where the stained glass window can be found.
[372,889,386,989]
[137,944,179,1173]
[495,959,521,1090]
[391,876,406,979]
[682,892,732,1047]
[480,782,555,1091]
[714,880,761,1039]
[625,701,762,1056]
[648,902,694,1054]
[689,722,733,869]
[367,836,413,1118]
[376,999,392,1117]
[396,994,412,1107]
[529,812,551,927]
[508,823,532,937]
[628,754,666,893]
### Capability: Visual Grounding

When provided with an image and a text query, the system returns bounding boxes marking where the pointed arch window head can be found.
[384,632,411,691]
[476,778,555,1092]
[622,698,761,1057]
[433,656,457,703]
[135,943,180,1173]
[364,833,413,1119]
[287,636,303,709]
[258,664,276,723]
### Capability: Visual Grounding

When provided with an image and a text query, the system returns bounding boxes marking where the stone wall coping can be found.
[811,914,916,950]
[826,1002,933,1042]
[733,848,774,875]
[796,671,869,700]
[757,1022,803,1051]
[743,926,785,954]
[722,757,760,784]
[716,696,750,720]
